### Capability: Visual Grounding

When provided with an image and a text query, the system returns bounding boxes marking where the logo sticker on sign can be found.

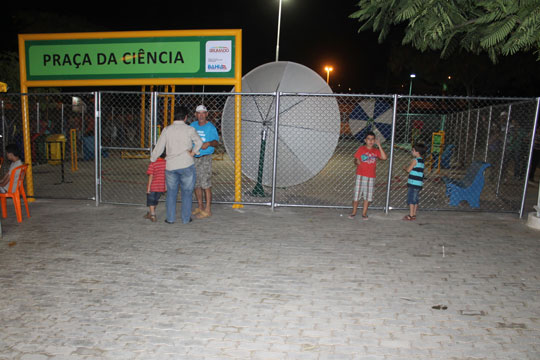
[206,40,232,73]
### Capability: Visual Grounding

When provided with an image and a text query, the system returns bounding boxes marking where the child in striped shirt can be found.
[403,143,426,221]
[144,153,166,222]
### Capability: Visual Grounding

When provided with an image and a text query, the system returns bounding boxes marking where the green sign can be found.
[25,36,235,81]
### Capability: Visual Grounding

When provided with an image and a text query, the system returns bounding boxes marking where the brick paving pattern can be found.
[1,199,539,359]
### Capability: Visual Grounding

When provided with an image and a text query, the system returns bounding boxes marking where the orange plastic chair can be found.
[0,164,30,223]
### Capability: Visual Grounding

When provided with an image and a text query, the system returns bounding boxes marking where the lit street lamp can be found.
[324,66,333,84]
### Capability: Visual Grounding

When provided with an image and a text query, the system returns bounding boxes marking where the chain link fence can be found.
[1,91,538,215]
[0,92,96,200]
[390,96,538,213]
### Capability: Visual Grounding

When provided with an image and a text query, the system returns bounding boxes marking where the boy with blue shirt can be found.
[190,105,219,219]
[403,143,426,221]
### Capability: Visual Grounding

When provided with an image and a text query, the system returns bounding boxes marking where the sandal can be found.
[403,215,415,221]
[348,214,356,219]
[362,214,369,220]
[192,208,202,215]
[195,210,211,219]
[144,213,157,222]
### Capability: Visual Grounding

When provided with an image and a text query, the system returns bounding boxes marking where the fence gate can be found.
[99,91,154,205]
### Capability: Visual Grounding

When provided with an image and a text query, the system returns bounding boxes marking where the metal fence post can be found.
[271,92,281,211]
[61,103,64,135]
[520,98,540,217]
[81,105,85,160]
[457,112,464,165]
[385,94,398,214]
[1,100,5,161]
[484,106,493,162]
[472,109,480,161]
[94,92,100,206]
[152,92,158,146]
[464,109,471,164]
[496,105,512,195]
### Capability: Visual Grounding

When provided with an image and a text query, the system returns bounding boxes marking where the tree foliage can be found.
[0,52,21,92]
[350,0,540,63]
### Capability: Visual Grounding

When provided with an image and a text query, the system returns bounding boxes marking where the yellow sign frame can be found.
[18,29,243,207]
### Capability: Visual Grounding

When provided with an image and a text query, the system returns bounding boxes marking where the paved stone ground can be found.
[0,196,539,360]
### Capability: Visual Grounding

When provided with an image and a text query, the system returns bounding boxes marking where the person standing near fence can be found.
[150,105,202,224]
[348,131,388,220]
[144,152,166,222]
[403,143,426,221]
[190,105,219,219]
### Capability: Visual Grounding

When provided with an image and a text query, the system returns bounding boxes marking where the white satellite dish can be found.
[221,61,340,190]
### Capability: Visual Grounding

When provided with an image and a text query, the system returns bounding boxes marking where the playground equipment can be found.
[442,161,491,208]
[122,85,174,160]
[348,98,393,143]
[425,131,445,173]
[45,134,71,185]
[160,85,175,128]
[439,144,455,169]
[45,134,66,165]
[221,61,340,192]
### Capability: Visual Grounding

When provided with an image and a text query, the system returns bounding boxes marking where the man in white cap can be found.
[190,105,219,218]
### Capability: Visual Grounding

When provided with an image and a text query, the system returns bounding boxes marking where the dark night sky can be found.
[2,1,540,96]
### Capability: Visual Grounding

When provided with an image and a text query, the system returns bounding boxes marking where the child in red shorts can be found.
[349,132,387,220]
[144,153,166,222]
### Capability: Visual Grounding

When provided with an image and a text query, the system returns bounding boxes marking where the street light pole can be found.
[275,0,283,62]
[406,73,416,143]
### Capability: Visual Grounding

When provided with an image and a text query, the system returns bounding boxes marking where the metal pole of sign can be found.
[484,106,493,162]
[471,109,480,161]
[37,102,40,133]
[496,105,512,196]
[61,103,64,135]
[385,94,398,214]
[95,92,100,206]
[271,92,281,211]
[149,93,153,148]
[520,98,540,218]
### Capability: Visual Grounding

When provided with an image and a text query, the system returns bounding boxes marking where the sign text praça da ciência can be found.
[43,49,185,69]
